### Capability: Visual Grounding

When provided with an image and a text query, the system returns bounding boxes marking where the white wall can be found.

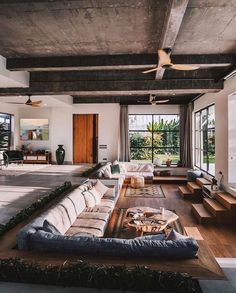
[194,75,236,193]
[129,104,179,114]
[16,103,179,164]
[0,102,19,148]
[17,104,120,163]
[228,93,236,186]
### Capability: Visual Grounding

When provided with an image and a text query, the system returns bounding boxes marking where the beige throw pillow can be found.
[94,179,109,197]
[82,187,101,208]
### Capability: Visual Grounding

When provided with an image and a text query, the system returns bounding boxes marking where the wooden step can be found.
[184,227,204,240]
[215,192,236,210]
[196,177,211,187]
[187,181,202,195]
[203,198,230,223]
[178,185,193,198]
[153,176,187,183]
[191,204,215,224]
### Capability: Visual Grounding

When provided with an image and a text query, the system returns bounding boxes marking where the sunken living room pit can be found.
[17,179,199,259]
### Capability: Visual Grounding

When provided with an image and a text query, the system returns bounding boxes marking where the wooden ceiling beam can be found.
[6,54,235,72]
[155,0,189,79]
[0,79,223,96]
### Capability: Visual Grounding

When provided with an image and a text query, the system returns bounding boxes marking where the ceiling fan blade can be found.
[171,64,199,71]
[30,104,41,107]
[5,102,25,104]
[158,49,171,65]
[155,99,170,103]
[142,67,161,74]
[31,100,42,105]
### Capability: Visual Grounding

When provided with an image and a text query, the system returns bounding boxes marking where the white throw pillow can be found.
[78,182,92,192]
[82,187,101,208]
[119,163,127,174]
[104,166,112,178]
[94,179,109,197]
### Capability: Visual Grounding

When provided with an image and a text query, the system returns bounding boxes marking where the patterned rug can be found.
[124,184,165,198]
[106,208,184,239]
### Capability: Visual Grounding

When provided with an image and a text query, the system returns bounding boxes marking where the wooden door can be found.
[73,114,98,164]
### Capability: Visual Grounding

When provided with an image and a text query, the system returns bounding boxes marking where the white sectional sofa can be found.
[17,179,199,259]
[95,161,154,185]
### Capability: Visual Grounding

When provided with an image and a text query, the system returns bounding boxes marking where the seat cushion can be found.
[66,215,108,237]
[103,187,116,199]
[84,206,112,213]
[78,211,109,222]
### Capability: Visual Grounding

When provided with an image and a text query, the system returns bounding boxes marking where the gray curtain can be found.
[119,105,130,162]
[180,103,193,168]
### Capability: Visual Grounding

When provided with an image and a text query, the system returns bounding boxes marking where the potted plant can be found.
[165,153,172,167]
[0,122,8,150]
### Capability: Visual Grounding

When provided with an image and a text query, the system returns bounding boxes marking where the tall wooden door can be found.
[73,114,98,164]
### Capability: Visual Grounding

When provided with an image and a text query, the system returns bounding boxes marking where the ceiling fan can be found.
[142,48,200,74]
[138,95,170,105]
[5,96,42,107]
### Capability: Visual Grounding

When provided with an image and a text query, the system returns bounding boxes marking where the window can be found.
[194,105,215,175]
[0,113,13,150]
[129,114,180,164]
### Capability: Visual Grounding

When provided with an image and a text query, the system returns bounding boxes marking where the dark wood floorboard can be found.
[112,183,236,258]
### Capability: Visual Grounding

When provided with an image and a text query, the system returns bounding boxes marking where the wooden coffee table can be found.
[126,206,178,236]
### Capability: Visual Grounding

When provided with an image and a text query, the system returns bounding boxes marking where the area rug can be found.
[107,208,184,239]
[124,184,165,198]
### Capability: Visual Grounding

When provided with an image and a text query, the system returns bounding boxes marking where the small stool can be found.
[130,175,145,188]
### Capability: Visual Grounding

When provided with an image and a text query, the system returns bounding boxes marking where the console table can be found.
[23,153,51,164]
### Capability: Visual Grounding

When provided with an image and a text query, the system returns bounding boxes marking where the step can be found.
[203,197,228,216]
[153,176,187,183]
[184,227,204,240]
[215,192,236,210]
[187,181,202,195]
[191,204,215,224]
[196,177,211,187]
[178,185,193,198]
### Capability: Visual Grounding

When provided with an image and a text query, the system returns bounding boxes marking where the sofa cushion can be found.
[78,211,109,222]
[78,182,92,192]
[94,179,109,197]
[125,172,153,179]
[103,187,116,199]
[125,163,154,172]
[187,170,202,182]
[82,187,102,208]
[67,188,86,215]
[66,217,107,237]
[85,206,112,214]
[104,166,112,178]
[42,220,61,235]
[45,204,73,235]
[30,230,199,259]
[100,198,115,210]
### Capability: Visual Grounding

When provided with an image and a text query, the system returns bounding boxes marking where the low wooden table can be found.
[126,206,178,236]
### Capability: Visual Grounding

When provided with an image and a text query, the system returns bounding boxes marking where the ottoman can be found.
[131,175,145,188]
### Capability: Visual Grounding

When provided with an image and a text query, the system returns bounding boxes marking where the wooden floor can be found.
[0,177,236,280]
[113,184,236,258]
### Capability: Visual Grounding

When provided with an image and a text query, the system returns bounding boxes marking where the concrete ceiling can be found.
[0,0,235,104]
[173,0,236,54]
[0,0,167,58]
